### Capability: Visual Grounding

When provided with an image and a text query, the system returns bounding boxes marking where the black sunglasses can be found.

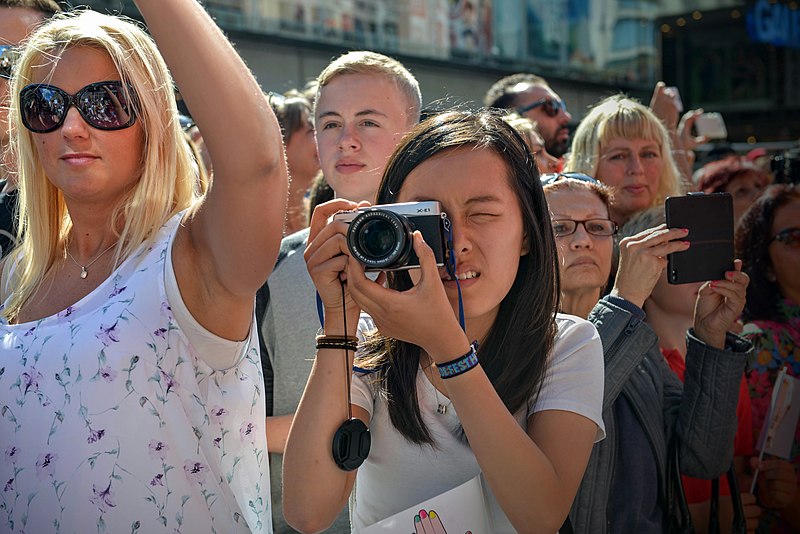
[552,219,618,238]
[540,172,599,185]
[517,97,567,118]
[20,81,138,133]
[769,227,800,247]
[0,45,18,80]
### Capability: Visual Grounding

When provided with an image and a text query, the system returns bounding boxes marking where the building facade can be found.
[80,0,788,144]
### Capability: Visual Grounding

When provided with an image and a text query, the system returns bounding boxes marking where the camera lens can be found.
[358,219,397,260]
[347,209,412,269]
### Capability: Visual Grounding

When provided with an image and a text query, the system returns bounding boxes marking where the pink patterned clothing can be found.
[742,298,800,534]
[0,213,270,533]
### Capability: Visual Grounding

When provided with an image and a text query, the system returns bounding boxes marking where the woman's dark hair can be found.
[306,171,333,226]
[268,89,312,144]
[356,109,561,445]
[736,183,800,322]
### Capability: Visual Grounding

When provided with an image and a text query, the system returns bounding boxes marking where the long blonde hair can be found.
[4,9,199,321]
[564,95,683,208]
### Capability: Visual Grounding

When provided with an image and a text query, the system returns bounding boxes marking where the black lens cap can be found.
[332,418,371,471]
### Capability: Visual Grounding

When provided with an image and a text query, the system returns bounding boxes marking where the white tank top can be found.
[0,213,271,533]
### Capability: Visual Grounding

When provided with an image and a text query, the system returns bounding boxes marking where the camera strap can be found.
[443,216,466,331]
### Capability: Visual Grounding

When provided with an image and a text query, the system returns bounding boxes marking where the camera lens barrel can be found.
[347,209,413,269]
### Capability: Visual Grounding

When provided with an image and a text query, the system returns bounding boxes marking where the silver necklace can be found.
[65,241,118,279]
[424,362,452,415]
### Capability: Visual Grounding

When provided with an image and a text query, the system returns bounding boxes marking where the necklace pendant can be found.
[80,267,88,279]
[437,404,447,415]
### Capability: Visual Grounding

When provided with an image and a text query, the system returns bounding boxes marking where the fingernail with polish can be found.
[429,511,438,519]
[420,510,427,520]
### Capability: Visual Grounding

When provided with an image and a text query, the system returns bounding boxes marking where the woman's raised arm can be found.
[135,0,288,340]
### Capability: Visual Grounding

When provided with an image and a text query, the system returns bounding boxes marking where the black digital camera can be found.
[331,201,448,271]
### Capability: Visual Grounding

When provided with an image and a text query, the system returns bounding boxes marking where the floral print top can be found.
[0,213,270,533]
[742,297,800,534]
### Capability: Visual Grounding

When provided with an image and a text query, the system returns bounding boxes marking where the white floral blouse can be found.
[0,213,270,533]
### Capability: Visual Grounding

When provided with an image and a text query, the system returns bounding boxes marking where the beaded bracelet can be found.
[437,341,479,379]
[316,334,358,352]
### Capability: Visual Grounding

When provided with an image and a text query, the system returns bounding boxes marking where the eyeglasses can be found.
[552,219,617,237]
[0,45,18,80]
[769,227,800,246]
[540,172,599,185]
[516,97,568,117]
[20,81,138,133]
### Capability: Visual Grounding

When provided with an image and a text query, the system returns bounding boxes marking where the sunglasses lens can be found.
[543,99,565,117]
[20,82,136,133]
[21,86,67,132]
[79,83,134,130]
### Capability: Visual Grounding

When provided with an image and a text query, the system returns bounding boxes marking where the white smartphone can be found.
[695,112,728,139]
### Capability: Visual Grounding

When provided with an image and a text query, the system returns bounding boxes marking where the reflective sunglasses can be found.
[552,219,617,238]
[769,227,800,247]
[517,97,567,117]
[0,45,18,80]
[540,172,599,185]
[20,81,138,133]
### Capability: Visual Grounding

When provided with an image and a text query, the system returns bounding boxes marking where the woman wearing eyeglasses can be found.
[737,184,800,533]
[0,1,287,532]
[543,173,753,533]
[563,95,684,227]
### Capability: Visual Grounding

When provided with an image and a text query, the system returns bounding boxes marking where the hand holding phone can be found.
[665,193,734,284]
[694,112,727,140]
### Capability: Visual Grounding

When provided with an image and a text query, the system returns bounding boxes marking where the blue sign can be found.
[747,0,800,49]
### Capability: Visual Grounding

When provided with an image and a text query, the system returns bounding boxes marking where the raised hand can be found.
[611,224,690,308]
[304,199,370,333]
[692,260,749,349]
[347,231,470,361]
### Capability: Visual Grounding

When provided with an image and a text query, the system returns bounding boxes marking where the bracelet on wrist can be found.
[436,341,479,379]
[316,334,359,352]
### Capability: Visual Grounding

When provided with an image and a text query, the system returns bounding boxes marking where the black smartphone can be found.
[665,193,734,284]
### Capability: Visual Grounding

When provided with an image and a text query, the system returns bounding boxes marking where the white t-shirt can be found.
[350,313,605,531]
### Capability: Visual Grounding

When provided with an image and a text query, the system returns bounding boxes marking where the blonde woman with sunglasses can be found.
[0,1,287,532]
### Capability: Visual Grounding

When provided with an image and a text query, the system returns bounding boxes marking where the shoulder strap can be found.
[709,462,746,534]
[666,436,696,534]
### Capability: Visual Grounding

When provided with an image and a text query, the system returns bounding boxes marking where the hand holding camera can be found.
[346,229,471,361]
[304,198,370,334]
[321,201,467,358]
[331,201,448,272]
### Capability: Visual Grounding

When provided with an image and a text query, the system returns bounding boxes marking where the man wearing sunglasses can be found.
[0,0,61,257]
[484,72,572,159]
[258,51,422,533]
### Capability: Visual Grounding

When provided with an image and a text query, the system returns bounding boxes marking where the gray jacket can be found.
[569,296,751,534]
